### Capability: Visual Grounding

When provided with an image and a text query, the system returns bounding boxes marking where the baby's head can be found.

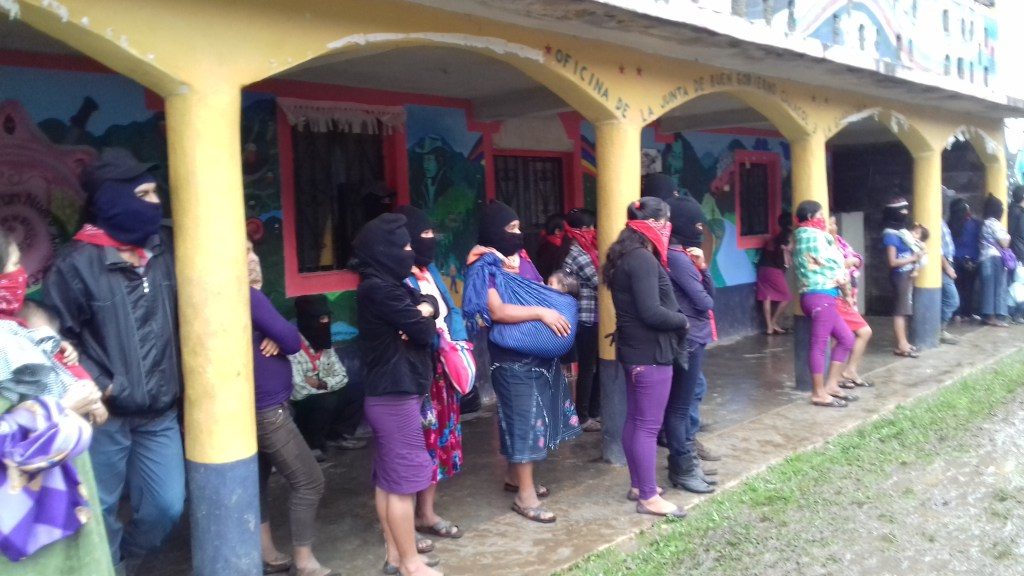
[910,223,929,242]
[547,270,579,298]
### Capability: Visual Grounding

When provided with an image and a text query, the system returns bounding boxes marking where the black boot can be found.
[668,455,715,494]
[688,443,719,485]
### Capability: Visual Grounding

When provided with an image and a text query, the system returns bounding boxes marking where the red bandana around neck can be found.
[627,220,672,268]
[797,217,828,233]
[0,266,28,321]
[73,224,150,266]
[564,224,600,269]
[540,230,563,248]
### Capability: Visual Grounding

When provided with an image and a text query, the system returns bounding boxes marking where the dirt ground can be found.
[670,392,1024,576]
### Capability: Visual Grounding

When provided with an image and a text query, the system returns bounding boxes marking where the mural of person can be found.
[411,135,455,212]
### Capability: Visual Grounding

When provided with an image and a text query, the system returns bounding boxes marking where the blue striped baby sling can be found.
[462,252,578,359]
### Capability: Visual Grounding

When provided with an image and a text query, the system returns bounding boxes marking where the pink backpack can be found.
[437,330,476,395]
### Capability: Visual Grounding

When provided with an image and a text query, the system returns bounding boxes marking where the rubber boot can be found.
[668,454,715,494]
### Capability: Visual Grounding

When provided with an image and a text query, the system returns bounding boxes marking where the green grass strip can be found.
[561,351,1024,576]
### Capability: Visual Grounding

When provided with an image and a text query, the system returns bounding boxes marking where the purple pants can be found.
[800,293,855,376]
[622,364,673,501]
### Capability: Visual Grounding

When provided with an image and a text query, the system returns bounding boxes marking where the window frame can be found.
[276,104,408,296]
[731,150,782,250]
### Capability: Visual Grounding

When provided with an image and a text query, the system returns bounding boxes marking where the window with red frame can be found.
[732,151,781,249]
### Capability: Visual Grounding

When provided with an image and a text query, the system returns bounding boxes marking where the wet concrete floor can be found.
[148,318,1018,575]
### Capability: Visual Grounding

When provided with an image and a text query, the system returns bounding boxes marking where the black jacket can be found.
[356,268,437,397]
[44,227,181,416]
[609,246,689,365]
[1009,204,1024,262]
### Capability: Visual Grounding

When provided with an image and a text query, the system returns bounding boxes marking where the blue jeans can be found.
[979,255,1008,317]
[89,409,185,564]
[665,342,705,458]
[687,371,708,443]
[941,271,961,324]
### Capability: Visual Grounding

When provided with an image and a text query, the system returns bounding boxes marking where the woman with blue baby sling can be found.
[462,201,582,524]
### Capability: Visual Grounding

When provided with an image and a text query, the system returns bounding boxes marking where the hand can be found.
[259,337,280,357]
[417,302,436,318]
[686,247,706,268]
[539,309,572,337]
[61,380,103,416]
[305,374,326,390]
[59,341,80,365]
[89,403,109,426]
[398,330,410,342]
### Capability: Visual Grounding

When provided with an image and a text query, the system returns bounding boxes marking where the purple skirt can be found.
[365,395,433,495]
[756,266,791,302]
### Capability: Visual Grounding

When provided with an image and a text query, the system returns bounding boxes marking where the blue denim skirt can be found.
[490,354,582,463]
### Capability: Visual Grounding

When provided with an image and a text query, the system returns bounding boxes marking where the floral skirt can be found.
[490,355,582,464]
[420,358,463,482]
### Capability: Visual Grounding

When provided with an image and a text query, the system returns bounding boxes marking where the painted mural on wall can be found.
[406,105,486,303]
[647,128,791,289]
[0,66,165,290]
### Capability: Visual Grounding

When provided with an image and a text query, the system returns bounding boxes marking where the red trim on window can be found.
[143,89,164,112]
[0,49,112,73]
[559,112,586,210]
[651,121,676,144]
[732,150,782,250]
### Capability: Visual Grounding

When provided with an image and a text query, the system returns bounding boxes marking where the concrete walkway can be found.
[149,320,1020,575]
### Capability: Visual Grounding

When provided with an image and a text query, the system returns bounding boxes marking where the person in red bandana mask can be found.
[604,196,689,518]
[44,148,184,574]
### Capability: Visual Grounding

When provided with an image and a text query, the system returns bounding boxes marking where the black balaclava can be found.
[396,205,436,267]
[883,197,910,229]
[983,194,1004,220]
[478,201,523,257]
[92,174,163,246]
[641,173,679,201]
[294,294,332,351]
[667,196,705,248]
[353,213,415,282]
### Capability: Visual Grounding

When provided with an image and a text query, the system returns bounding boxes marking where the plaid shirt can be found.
[561,243,598,325]
[288,336,349,401]
[793,227,846,292]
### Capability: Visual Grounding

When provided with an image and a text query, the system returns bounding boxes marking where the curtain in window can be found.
[282,99,393,271]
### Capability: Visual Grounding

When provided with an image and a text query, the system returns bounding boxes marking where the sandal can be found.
[262,556,292,575]
[830,392,858,402]
[847,378,874,388]
[504,482,550,498]
[893,348,920,358]
[415,533,435,554]
[511,501,556,523]
[837,380,856,389]
[382,555,440,575]
[416,518,463,539]
[626,486,664,501]
[811,398,847,408]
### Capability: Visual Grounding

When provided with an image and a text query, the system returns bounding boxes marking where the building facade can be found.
[0,1,1018,573]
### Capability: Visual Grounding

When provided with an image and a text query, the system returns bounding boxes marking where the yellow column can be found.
[595,121,642,360]
[912,151,943,289]
[166,85,256,464]
[789,133,829,219]
[165,84,261,575]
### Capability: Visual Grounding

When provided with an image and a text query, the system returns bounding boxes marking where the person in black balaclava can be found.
[289,294,360,459]
[353,213,444,575]
[478,201,525,258]
[45,147,184,570]
[663,196,718,495]
[642,173,681,201]
[395,204,471,540]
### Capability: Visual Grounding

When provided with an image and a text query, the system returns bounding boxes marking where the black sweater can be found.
[609,246,689,365]
[356,268,437,397]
